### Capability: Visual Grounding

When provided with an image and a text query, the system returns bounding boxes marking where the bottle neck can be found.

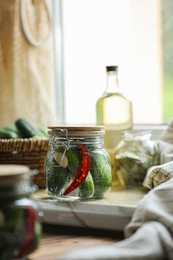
[105,70,119,93]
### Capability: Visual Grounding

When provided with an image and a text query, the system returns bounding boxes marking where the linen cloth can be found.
[143,117,173,189]
[62,119,173,260]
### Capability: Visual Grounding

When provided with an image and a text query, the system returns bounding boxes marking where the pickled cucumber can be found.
[79,171,94,199]
[90,150,112,198]
[45,151,70,196]
[65,149,80,174]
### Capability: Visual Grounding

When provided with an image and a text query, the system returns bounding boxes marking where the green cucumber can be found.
[79,171,94,199]
[90,150,112,198]
[65,149,80,174]
[0,128,18,139]
[0,131,14,139]
[45,151,70,196]
[15,118,46,138]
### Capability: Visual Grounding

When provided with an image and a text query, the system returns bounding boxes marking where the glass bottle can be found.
[96,66,133,186]
[115,130,160,188]
[44,125,112,201]
[0,165,42,259]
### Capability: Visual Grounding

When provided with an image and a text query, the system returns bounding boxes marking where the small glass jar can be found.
[44,125,112,201]
[115,130,160,188]
[0,165,42,259]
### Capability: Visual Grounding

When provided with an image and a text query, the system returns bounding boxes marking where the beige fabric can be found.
[143,117,173,189]
[0,0,57,128]
[143,161,173,189]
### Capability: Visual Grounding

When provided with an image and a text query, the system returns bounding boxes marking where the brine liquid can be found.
[96,92,133,186]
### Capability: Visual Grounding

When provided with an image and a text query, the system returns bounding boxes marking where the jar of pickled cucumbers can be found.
[115,130,160,188]
[0,165,42,259]
[44,125,112,201]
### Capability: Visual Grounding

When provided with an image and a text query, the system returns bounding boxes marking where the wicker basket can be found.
[0,138,49,188]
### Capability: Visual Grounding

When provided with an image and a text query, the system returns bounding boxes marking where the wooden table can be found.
[29,224,123,260]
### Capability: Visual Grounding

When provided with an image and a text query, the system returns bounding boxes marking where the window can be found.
[53,0,173,126]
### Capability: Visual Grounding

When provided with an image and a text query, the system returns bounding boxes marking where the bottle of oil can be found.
[96,65,133,186]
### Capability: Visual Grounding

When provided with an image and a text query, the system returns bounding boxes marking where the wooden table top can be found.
[29,224,123,260]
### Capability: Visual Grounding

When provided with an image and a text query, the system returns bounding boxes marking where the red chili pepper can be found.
[18,206,37,257]
[63,144,90,195]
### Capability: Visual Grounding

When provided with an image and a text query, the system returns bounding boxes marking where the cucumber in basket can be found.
[15,118,47,138]
[0,125,20,139]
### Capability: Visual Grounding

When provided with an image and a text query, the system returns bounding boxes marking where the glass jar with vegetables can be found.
[0,165,42,259]
[115,130,160,188]
[44,125,112,201]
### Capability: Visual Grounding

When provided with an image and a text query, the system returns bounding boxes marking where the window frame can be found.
[52,0,169,138]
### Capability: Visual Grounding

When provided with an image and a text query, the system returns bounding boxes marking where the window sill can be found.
[133,124,167,140]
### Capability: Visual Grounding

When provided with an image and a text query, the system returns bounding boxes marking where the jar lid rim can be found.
[0,165,29,183]
[48,125,105,136]
[48,125,104,130]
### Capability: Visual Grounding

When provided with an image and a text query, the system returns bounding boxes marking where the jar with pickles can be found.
[0,165,42,259]
[44,125,112,201]
[115,130,160,188]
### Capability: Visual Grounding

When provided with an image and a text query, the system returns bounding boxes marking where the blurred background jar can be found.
[0,165,42,259]
[115,131,160,189]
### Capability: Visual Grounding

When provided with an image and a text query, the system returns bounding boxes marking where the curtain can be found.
[0,0,57,128]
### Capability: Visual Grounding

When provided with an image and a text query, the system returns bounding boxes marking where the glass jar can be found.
[0,165,42,259]
[44,125,112,201]
[115,130,160,188]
